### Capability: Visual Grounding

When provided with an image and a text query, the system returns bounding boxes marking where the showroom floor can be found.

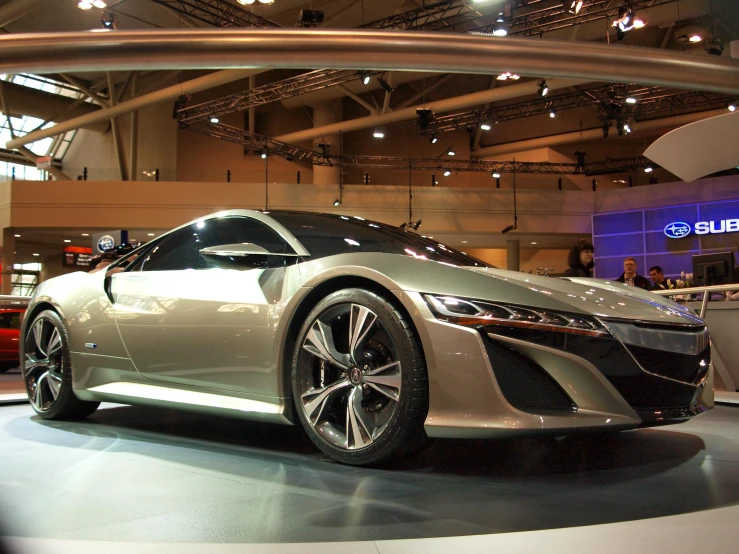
[1,400,739,553]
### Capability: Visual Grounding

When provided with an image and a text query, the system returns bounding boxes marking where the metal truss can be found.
[186,120,652,175]
[363,0,680,37]
[425,85,734,133]
[178,69,383,124]
[148,0,281,28]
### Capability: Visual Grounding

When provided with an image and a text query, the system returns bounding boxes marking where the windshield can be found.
[267,211,491,267]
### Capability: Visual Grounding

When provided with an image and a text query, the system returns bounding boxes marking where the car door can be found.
[108,215,303,395]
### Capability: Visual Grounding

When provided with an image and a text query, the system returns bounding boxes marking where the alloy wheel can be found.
[297,303,402,451]
[24,317,65,412]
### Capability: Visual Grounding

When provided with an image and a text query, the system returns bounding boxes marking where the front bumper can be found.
[397,291,713,439]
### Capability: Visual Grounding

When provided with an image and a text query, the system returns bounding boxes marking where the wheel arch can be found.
[21,299,66,340]
[278,275,426,404]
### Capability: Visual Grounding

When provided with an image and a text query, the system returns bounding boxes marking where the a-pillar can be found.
[1,229,15,295]
[312,99,342,185]
[506,239,520,272]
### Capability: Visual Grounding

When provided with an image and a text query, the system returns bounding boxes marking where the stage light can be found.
[625,97,637,104]
[261,149,267,159]
[358,71,372,85]
[210,116,219,124]
[564,1,583,15]
[644,166,653,173]
[501,225,516,234]
[429,134,439,144]
[537,80,548,97]
[377,77,395,93]
[728,103,736,112]
[443,170,451,177]
[480,123,491,131]
[492,171,501,179]
[373,130,385,139]
[100,12,116,29]
[446,146,456,156]
[492,13,508,36]
[549,110,556,118]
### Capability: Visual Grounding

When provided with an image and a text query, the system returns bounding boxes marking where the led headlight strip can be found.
[424,294,611,337]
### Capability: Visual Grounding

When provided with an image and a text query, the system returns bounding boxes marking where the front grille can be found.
[483,336,577,413]
[626,344,710,385]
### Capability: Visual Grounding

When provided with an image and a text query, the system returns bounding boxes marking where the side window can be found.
[136,217,292,272]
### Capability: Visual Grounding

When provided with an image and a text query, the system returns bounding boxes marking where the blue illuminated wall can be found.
[592,199,739,280]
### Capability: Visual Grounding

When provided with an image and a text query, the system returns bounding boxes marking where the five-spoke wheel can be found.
[293,289,428,465]
[22,310,99,419]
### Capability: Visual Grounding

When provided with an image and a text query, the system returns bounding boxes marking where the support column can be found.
[1,230,16,295]
[506,240,520,272]
[312,100,342,185]
[129,72,139,181]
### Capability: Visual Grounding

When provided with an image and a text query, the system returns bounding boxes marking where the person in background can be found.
[616,257,651,290]
[649,265,671,290]
[563,239,595,278]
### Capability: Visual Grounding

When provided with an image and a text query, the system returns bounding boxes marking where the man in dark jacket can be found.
[615,257,651,290]
[563,239,595,278]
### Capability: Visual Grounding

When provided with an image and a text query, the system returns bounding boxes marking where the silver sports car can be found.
[21,210,713,465]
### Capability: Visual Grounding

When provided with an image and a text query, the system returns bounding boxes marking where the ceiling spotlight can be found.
[373,130,385,139]
[537,80,549,97]
[492,171,501,179]
[261,149,267,159]
[625,97,637,104]
[377,76,395,93]
[480,123,491,131]
[728,103,737,112]
[258,0,275,4]
[446,146,456,156]
[704,37,724,56]
[564,1,583,15]
[238,0,256,4]
[333,198,341,207]
[496,72,520,81]
[100,12,116,30]
[358,71,372,85]
[623,122,631,133]
[429,134,439,144]
[644,166,653,173]
[492,13,508,36]
[92,0,107,7]
[209,116,219,124]
[77,1,93,9]
[689,34,703,43]
[549,110,556,118]
[443,170,452,177]
[501,225,516,234]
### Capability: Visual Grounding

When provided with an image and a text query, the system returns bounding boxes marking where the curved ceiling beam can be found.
[0,29,737,93]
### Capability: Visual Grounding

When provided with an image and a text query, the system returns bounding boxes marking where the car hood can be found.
[299,253,702,326]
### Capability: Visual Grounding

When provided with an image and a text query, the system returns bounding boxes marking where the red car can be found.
[0,309,23,372]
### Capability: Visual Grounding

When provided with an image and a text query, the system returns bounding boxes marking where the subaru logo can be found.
[664,222,691,238]
[97,235,116,253]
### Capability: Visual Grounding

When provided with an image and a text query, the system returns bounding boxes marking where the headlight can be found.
[424,294,610,338]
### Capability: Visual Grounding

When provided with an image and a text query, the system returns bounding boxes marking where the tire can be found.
[22,309,100,420]
[292,288,429,466]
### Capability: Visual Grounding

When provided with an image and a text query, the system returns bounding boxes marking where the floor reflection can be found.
[1,403,737,543]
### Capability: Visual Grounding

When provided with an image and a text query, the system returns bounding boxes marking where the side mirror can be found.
[200,243,272,257]
[199,243,300,268]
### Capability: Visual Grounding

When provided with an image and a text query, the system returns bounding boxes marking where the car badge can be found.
[84,343,97,349]
[663,221,691,238]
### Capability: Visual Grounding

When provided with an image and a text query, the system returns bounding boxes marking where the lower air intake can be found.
[483,337,577,413]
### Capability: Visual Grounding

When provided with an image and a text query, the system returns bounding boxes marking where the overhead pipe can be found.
[0,29,737,93]
[471,110,725,158]
[275,78,589,144]
[6,68,267,150]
